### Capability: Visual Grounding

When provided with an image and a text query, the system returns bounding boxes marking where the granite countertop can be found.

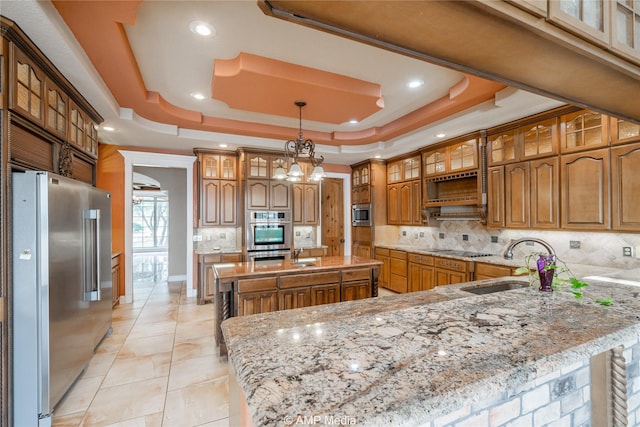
[213,256,381,280]
[222,277,640,427]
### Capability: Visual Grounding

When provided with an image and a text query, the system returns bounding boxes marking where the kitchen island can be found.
[222,275,640,426]
[213,256,381,355]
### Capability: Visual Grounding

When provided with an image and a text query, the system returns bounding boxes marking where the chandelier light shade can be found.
[276,100,326,182]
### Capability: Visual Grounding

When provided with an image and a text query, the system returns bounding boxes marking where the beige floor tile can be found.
[111,318,136,335]
[177,303,215,323]
[52,411,85,427]
[171,336,218,363]
[80,377,168,426]
[103,352,172,388]
[95,333,128,354]
[199,418,230,427]
[162,378,229,427]
[168,354,228,391]
[119,333,175,358]
[54,376,104,417]
[135,305,179,324]
[103,412,163,427]
[127,320,176,339]
[83,351,118,378]
[174,318,215,343]
[112,307,142,322]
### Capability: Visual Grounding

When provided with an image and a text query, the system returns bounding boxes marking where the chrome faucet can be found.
[503,238,556,260]
[294,248,302,262]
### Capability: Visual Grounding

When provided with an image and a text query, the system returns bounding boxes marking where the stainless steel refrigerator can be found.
[12,171,112,426]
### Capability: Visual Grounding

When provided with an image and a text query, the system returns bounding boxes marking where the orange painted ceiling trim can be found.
[52,1,506,146]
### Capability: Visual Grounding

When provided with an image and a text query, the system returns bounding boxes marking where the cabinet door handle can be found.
[340,238,345,243]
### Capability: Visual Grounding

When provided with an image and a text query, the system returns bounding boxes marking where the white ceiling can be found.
[1,1,565,165]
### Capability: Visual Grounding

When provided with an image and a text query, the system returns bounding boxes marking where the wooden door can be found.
[530,157,559,228]
[246,179,269,210]
[311,284,340,306]
[321,178,345,256]
[486,166,505,228]
[279,288,311,310]
[505,163,530,228]
[561,149,610,229]
[399,183,412,224]
[201,179,219,226]
[237,291,278,316]
[611,143,640,231]
[220,181,237,226]
[387,184,399,224]
[304,184,319,224]
[270,181,291,210]
[342,281,371,301]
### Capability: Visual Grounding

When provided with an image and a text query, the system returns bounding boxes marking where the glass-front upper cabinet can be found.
[611,0,640,62]
[387,161,401,183]
[423,150,446,177]
[403,156,420,180]
[560,110,608,153]
[549,0,610,46]
[247,153,268,178]
[488,130,516,166]
[522,118,557,160]
[449,140,477,172]
[611,117,640,145]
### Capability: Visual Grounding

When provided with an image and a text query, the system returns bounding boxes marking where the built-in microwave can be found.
[352,204,372,226]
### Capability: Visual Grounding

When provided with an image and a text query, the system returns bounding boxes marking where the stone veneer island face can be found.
[222,277,640,427]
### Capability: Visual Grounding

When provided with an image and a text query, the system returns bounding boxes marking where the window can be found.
[132,193,169,250]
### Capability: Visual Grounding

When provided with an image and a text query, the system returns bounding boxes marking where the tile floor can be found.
[51,278,230,427]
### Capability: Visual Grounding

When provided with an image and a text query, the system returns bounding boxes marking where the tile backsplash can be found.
[194,227,241,251]
[379,222,640,269]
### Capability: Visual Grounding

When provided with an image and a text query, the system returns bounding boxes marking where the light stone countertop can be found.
[222,277,640,426]
[194,248,242,255]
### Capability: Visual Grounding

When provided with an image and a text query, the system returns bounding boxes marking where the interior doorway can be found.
[120,151,196,304]
[321,177,346,256]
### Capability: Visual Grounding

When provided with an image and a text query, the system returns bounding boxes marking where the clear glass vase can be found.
[537,254,555,292]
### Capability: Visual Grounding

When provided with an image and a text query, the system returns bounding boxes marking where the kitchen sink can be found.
[291,262,316,268]
[461,281,529,295]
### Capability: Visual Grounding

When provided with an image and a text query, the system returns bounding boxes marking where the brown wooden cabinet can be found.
[237,291,278,316]
[353,242,372,258]
[434,257,469,286]
[611,142,640,231]
[387,249,408,293]
[560,148,610,229]
[486,166,505,228]
[350,160,386,258]
[245,152,288,179]
[408,253,435,292]
[196,150,238,227]
[505,162,530,228]
[293,183,318,225]
[44,77,68,140]
[351,162,371,204]
[387,154,421,225]
[279,287,312,310]
[341,268,373,301]
[560,110,609,154]
[374,247,390,289]
[198,252,243,304]
[529,157,560,228]
[111,253,121,307]
[422,137,478,177]
[311,284,341,305]
[12,45,45,126]
[245,179,291,210]
[488,117,558,166]
[201,179,237,226]
[610,117,640,146]
[474,262,515,280]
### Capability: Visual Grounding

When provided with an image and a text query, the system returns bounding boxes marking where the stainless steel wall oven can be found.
[246,211,292,261]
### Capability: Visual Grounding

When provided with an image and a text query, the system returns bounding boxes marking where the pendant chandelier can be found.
[273,100,325,182]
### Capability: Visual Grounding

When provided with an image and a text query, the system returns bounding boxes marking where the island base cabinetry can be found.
[214,257,381,355]
[198,253,243,305]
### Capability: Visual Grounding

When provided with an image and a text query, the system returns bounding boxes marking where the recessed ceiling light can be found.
[191,92,206,100]
[374,155,381,159]
[102,126,115,132]
[219,143,228,148]
[436,133,446,138]
[407,79,424,89]
[349,119,359,124]
[189,21,215,37]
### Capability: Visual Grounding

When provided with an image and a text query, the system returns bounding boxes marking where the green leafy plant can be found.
[513,252,611,305]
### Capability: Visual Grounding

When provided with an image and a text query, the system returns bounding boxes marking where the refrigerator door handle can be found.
[83,209,101,301]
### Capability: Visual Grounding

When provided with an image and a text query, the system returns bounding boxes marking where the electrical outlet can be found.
[570,240,581,249]
[192,235,203,242]
[402,231,407,236]
[462,234,469,241]
[414,233,419,239]
[419,232,424,237]
[491,236,498,243]
[439,233,445,239]
[623,246,634,257]
[296,231,301,236]
[306,233,311,238]
[219,233,226,239]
